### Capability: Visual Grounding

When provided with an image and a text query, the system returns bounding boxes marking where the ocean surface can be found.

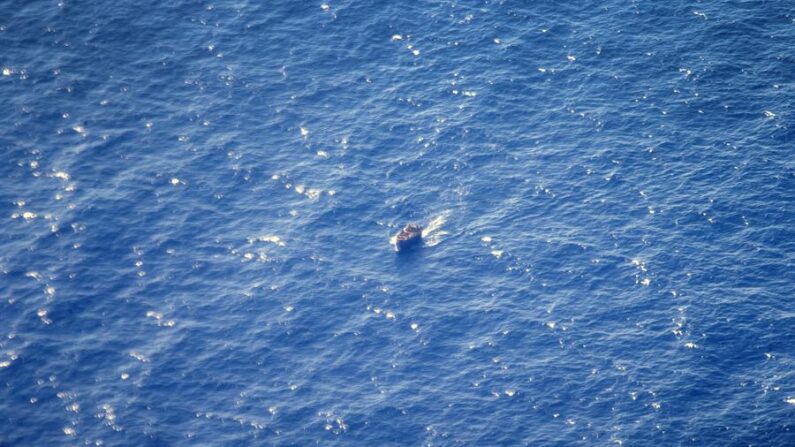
[1,1,794,445]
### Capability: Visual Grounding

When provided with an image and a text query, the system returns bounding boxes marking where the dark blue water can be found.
[2,1,794,445]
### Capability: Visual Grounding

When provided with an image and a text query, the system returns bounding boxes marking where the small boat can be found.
[393,223,423,252]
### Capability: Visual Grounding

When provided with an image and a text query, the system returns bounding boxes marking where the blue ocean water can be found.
[2,0,794,445]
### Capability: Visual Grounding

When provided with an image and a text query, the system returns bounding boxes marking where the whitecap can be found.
[129,351,149,362]
[253,235,285,246]
[38,308,52,325]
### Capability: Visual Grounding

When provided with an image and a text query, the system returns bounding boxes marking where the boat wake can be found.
[421,210,451,247]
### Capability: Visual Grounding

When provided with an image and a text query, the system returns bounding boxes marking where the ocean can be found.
[1,0,794,445]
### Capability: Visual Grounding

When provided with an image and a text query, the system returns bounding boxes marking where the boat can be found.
[393,223,423,252]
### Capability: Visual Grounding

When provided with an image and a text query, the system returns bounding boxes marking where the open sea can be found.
[2,1,794,445]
